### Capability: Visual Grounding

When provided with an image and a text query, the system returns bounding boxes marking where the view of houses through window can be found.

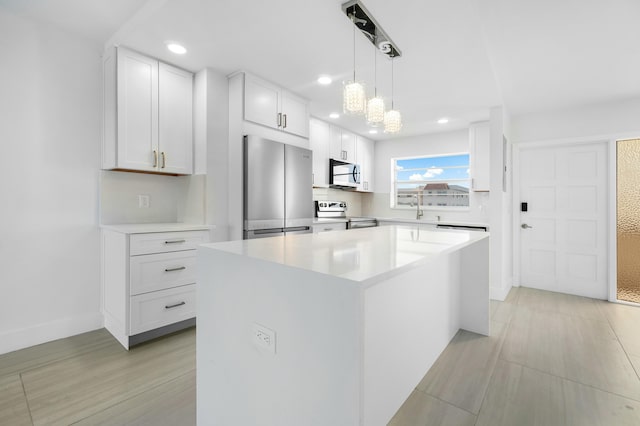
[393,153,470,208]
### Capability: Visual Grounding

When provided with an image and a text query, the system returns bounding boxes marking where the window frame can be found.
[390,152,471,211]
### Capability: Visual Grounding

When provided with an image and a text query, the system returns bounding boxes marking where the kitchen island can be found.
[197,225,489,426]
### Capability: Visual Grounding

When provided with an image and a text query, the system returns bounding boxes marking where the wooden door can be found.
[519,142,608,299]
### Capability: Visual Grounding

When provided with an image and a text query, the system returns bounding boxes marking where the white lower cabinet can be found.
[130,284,197,335]
[102,227,209,349]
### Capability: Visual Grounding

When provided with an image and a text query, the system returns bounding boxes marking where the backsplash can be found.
[362,191,490,224]
[312,188,363,217]
[99,171,206,224]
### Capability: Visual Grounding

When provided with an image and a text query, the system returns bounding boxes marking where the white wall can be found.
[99,171,206,225]
[365,129,490,224]
[511,98,640,143]
[196,68,230,242]
[0,10,103,354]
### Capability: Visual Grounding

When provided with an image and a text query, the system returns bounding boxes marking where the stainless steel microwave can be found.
[329,159,360,189]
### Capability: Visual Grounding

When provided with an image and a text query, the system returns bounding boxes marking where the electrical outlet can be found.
[138,194,150,208]
[252,323,276,355]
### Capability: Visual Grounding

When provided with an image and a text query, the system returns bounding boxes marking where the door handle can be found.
[521,223,533,229]
[165,301,186,309]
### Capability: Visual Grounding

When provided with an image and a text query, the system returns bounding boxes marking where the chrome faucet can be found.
[415,193,423,220]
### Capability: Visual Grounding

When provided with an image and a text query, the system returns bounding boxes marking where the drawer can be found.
[312,222,347,233]
[129,230,209,255]
[130,251,197,295]
[130,284,196,335]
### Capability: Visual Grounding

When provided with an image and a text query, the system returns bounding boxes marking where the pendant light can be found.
[366,44,385,126]
[384,56,402,133]
[343,6,366,115]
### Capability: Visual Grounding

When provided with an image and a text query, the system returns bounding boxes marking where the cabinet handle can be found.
[277,112,282,127]
[471,178,475,189]
[324,227,332,231]
[161,152,166,168]
[283,114,287,129]
[164,266,186,272]
[164,239,186,244]
[153,150,158,168]
[165,301,186,309]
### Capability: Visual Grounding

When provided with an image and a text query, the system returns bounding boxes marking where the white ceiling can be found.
[4,0,640,141]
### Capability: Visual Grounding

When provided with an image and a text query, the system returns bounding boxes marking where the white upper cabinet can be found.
[329,126,357,162]
[244,75,280,130]
[469,121,490,191]
[158,63,193,175]
[356,136,374,192]
[309,118,330,186]
[103,47,193,175]
[243,73,309,138]
[115,48,158,172]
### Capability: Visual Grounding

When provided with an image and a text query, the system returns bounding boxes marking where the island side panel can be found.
[197,247,362,426]
[362,254,462,426]
[459,237,490,335]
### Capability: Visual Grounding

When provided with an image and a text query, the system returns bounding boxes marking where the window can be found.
[392,153,470,209]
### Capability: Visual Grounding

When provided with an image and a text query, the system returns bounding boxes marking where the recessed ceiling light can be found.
[166,42,187,54]
[437,117,449,124]
[329,113,340,119]
[317,75,332,85]
[369,129,378,134]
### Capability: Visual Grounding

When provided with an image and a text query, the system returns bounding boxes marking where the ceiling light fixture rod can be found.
[341,0,402,58]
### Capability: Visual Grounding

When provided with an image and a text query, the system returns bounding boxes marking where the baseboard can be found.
[0,312,104,355]
[490,283,513,301]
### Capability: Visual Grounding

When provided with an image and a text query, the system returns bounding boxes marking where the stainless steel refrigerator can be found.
[243,135,313,239]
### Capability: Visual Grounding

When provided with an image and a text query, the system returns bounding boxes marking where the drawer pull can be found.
[165,301,186,309]
[164,239,186,244]
[164,266,186,272]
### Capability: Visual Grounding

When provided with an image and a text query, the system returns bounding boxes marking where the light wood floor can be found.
[2,287,640,425]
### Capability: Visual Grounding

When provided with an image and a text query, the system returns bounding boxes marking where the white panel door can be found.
[159,63,193,174]
[117,48,158,171]
[519,142,608,298]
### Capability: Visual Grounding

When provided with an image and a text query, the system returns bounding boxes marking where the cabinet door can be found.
[357,136,374,192]
[116,48,158,171]
[280,91,309,138]
[309,118,329,186]
[329,125,343,160]
[159,63,193,174]
[341,130,357,163]
[470,122,490,191]
[244,74,279,130]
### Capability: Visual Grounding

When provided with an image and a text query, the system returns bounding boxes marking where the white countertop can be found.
[200,225,489,285]
[100,223,212,234]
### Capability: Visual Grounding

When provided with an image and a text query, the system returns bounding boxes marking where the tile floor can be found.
[2,287,640,425]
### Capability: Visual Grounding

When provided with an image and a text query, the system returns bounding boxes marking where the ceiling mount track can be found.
[341,0,402,58]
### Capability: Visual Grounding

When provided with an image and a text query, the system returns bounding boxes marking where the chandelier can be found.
[342,0,402,133]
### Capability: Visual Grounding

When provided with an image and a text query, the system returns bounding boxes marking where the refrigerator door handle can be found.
[285,226,310,232]
[253,228,284,235]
